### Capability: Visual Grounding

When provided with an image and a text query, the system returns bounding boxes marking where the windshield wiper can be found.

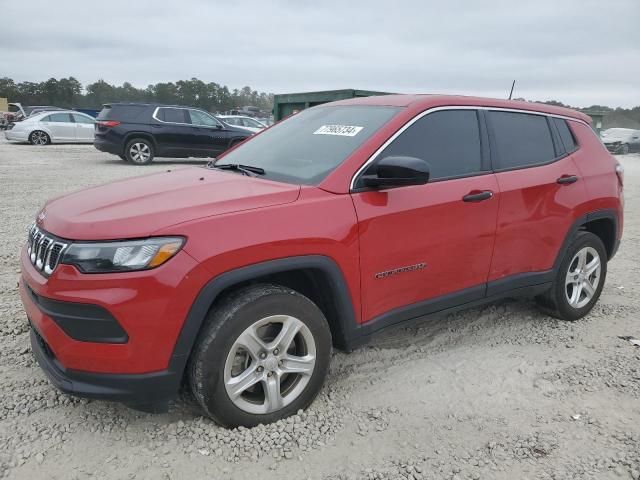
[209,162,265,177]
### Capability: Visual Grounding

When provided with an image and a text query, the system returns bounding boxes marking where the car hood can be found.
[38,167,301,240]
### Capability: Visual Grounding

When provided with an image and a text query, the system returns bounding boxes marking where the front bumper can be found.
[30,325,179,408]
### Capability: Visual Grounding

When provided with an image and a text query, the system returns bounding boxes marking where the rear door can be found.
[486,110,588,291]
[187,109,230,155]
[351,109,499,324]
[152,107,195,156]
[42,113,76,141]
[71,113,95,142]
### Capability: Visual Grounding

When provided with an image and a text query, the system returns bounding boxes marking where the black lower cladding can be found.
[26,284,128,343]
[30,326,180,410]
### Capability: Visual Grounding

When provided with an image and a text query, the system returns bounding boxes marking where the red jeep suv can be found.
[20,95,624,427]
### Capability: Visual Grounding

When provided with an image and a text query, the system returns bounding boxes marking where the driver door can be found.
[188,109,230,156]
[351,109,499,324]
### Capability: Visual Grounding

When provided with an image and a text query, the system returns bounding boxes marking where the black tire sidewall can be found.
[125,138,154,164]
[189,285,332,428]
[552,232,607,321]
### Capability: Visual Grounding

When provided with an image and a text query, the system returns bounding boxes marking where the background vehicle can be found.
[218,114,267,133]
[21,95,623,428]
[4,110,95,144]
[94,103,252,164]
[600,127,640,154]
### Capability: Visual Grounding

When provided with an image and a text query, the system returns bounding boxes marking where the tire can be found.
[29,130,51,145]
[125,138,154,164]
[536,231,607,321]
[620,144,630,155]
[188,284,332,427]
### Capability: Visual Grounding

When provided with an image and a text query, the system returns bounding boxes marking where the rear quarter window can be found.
[489,111,557,170]
[553,118,578,153]
[97,105,148,122]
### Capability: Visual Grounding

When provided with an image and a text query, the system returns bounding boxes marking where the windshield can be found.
[245,117,265,128]
[216,105,400,185]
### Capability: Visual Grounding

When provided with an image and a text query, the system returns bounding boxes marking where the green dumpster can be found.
[272,89,392,121]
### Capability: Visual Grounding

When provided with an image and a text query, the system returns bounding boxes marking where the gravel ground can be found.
[0,136,639,480]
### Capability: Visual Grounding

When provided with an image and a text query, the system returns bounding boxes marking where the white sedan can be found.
[218,115,267,133]
[4,110,96,145]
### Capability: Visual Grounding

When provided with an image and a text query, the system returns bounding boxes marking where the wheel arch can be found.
[554,209,619,272]
[123,132,157,154]
[29,128,52,143]
[168,255,360,378]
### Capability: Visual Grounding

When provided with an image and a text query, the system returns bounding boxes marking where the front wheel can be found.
[29,130,50,145]
[536,231,607,321]
[620,144,630,155]
[125,138,154,164]
[189,284,332,427]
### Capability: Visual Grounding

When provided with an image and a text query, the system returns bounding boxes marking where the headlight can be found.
[61,237,184,273]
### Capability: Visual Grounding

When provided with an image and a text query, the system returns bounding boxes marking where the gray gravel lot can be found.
[0,136,639,480]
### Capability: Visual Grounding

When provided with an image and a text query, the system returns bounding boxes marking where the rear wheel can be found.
[189,284,332,427]
[536,232,607,320]
[125,138,154,164]
[29,130,50,145]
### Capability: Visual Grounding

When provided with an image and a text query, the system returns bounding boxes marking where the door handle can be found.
[557,175,578,185]
[462,190,493,202]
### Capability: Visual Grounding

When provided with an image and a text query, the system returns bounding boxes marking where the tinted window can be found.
[366,110,482,182]
[217,105,400,185]
[159,108,188,124]
[97,104,147,121]
[554,118,577,152]
[189,109,220,127]
[46,113,73,123]
[489,111,556,169]
[72,113,94,124]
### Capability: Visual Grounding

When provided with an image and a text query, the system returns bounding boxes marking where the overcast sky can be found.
[2,0,639,107]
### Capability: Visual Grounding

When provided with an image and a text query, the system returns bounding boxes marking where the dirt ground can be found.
[0,135,638,480]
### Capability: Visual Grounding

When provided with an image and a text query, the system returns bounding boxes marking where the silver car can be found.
[4,110,95,145]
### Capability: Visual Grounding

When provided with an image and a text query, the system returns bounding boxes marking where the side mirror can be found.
[362,156,430,189]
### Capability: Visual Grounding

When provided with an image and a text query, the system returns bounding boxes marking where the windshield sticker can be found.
[313,125,364,137]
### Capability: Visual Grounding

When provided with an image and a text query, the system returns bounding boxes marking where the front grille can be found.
[27,225,68,276]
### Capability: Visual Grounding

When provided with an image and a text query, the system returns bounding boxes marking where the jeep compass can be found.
[20,95,624,427]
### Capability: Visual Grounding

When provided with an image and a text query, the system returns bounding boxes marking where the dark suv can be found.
[94,103,252,164]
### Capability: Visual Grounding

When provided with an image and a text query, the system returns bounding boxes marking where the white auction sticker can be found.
[313,125,364,137]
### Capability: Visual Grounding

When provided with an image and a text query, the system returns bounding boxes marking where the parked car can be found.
[219,115,267,133]
[21,95,623,428]
[600,128,640,154]
[93,103,252,164]
[4,110,95,144]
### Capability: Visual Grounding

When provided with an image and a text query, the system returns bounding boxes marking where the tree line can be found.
[0,77,274,113]
[1,77,639,128]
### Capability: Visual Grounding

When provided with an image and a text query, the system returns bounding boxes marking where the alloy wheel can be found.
[30,131,49,145]
[129,142,151,163]
[223,315,316,415]
[565,246,601,309]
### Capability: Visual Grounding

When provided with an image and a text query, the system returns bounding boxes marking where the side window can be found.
[189,109,220,127]
[224,118,238,126]
[489,111,556,169]
[553,118,578,153]
[48,113,73,123]
[159,108,188,124]
[368,109,482,181]
[72,113,94,124]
